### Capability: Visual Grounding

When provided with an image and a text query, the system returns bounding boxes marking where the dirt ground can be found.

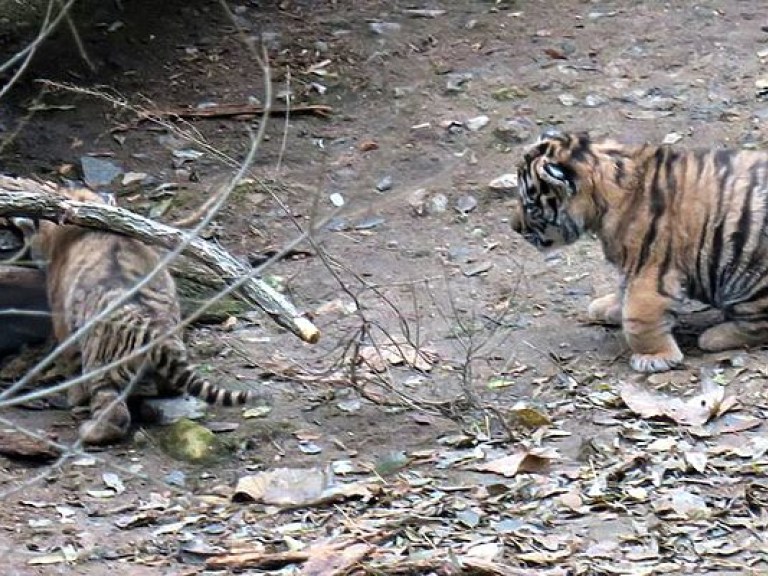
[2,0,768,574]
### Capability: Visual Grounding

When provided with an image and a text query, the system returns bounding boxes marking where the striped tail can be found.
[163,353,253,407]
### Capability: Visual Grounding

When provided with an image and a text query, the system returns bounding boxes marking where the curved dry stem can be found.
[0,0,79,99]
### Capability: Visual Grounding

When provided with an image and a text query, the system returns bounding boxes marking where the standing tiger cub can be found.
[513,130,768,373]
[26,188,259,445]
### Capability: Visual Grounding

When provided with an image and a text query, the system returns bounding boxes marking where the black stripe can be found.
[694,214,710,301]
[714,149,734,193]
[186,374,203,396]
[657,242,674,298]
[569,133,593,163]
[635,149,667,273]
[709,220,726,304]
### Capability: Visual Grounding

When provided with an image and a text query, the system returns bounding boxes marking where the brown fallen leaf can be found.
[300,541,373,576]
[620,376,726,426]
[207,550,310,570]
[233,467,379,509]
[471,447,557,477]
[517,547,573,565]
[357,340,438,372]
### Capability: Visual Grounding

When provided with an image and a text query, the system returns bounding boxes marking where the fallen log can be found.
[0,175,319,344]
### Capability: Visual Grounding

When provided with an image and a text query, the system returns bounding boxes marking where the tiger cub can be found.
[513,129,768,373]
[28,188,258,445]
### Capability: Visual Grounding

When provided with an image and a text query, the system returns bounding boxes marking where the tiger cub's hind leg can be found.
[588,292,623,325]
[78,384,132,446]
[698,320,768,352]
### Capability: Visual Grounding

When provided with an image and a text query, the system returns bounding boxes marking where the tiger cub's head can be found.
[14,188,117,262]
[512,130,609,250]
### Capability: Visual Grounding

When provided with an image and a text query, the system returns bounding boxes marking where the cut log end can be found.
[295,316,320,344]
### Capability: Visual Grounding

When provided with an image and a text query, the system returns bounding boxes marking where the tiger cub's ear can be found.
[95,191,117,206]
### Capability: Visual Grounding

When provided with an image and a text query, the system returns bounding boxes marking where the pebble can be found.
[354,216,386,230]
[445,72,473,93]
[465,115,490,131]
[455,194,478,214]
[427,193,448,215]
[369,22,401,35]
[80,156,123,188]
[584,94,609,107]
[329,192,345,207]
[558,93,577,107]
[493,117,536,144]
[376,175,393,191]
[164,470,186,487]
[488,173,518,192]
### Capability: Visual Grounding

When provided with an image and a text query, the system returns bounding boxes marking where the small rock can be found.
[584,94,608,107]
[466,115,490,131]
[447,245,472,262]
[558,93,577,107]
[81,156,123,188]
[427,193,448,215]
[369,22,401,35]
[409,189,448,217]
[329,192,345,207]
[354,216,386,230]
[493,117,536,144]
[445,72,473,93]
[404,8,446,18]
[298,441,322,455]
[376,175,393,191]
[461,262,493,276]
[662,132,683,145]
[455,194,478,214]
[326,217,350,231]
[491,85,528,101]
[488,173,518,192]
[408,188,428,215]
[164,470,186,487]
[161,419,223,463]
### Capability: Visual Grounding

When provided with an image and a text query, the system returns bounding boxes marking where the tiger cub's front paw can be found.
[587,293,622,325]
[629,347,684,373]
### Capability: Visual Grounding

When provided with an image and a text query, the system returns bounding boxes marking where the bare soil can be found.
[2,0,768,573]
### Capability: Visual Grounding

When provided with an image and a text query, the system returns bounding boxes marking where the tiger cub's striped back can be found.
[37,188,258,445]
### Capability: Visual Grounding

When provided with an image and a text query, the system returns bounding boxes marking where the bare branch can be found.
[0,175,319,344]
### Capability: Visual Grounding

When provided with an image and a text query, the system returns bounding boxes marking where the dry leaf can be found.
[620,377,726,426]
[471,447,557,477]
[669,488,709,519]
[684,451,708,473]
[357,341,437,372]
[300,541,372,576]
[517,547,572,564]
[233,468,378,509]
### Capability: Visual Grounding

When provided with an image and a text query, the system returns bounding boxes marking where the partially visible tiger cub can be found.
[27,188,258,445]
[513,130,768,373]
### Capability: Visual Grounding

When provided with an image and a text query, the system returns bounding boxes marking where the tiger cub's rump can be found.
[34,188,258,445]
[513,130,768,373]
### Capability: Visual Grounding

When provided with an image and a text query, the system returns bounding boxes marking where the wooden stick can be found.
[0,176,319,344]
[141,103,333,121]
